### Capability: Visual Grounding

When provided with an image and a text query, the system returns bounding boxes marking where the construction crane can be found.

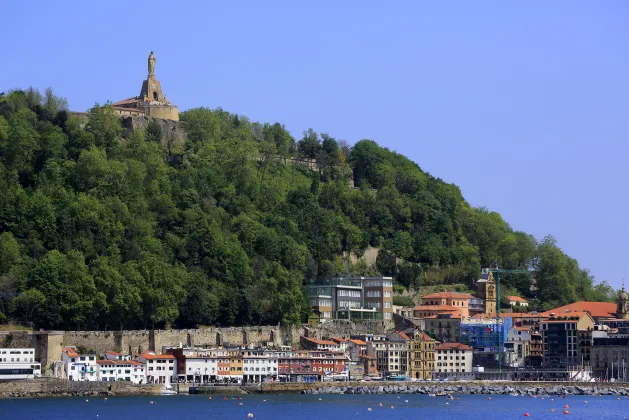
[488,264,532,372]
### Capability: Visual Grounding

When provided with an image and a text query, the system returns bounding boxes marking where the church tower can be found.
[616,282,629,319]
[476,269,497,316]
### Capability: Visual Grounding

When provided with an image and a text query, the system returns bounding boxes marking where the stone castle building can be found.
[111,51,179,121]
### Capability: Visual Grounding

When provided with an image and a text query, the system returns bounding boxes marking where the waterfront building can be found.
[0,348,41,380]
[96,359,137,383]
[540,312,594,368]
[421,292,473,318]
[591,335,629,380]
[304,276,393,321]
[460,316,512,368]
[504,326,531,367]
[167,347,219,383]
[435,342,472,375]
[136,352,176,384]
[346,339,368,362]
[62,347,97,381]
[408,328,437,380]
[241,349,278,383]
[385,331,410,376]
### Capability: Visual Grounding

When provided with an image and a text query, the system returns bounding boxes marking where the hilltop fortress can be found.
[111,51,179,121]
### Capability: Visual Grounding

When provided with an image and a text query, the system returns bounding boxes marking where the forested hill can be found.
[0,88,615,330]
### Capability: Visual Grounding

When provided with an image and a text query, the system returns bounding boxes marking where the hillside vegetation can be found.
[0,88,615,330]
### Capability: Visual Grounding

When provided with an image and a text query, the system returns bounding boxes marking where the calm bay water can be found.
[1,394,627,420]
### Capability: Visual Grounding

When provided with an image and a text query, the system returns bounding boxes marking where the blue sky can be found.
[2,1,628,288]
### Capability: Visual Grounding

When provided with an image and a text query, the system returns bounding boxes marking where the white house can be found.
[241,350,278,383]
[131,360,146,384]
[435,342,473,374]
[0,348,41,380]
[62,347,98,381]
[181,354,218,384]
[96,360,136,383]
[505,295,529,308]
[136,353,176,384]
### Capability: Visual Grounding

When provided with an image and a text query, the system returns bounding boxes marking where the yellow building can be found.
[476,269,496,315]
[409,327,437,380]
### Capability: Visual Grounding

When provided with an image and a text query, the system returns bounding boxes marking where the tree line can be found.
[0,88,615,330]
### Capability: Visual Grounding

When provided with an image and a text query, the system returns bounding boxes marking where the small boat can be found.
[435,392,448,397]
[161,376,177,395]
[428,393,436,397]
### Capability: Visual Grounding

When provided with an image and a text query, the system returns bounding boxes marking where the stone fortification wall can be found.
[120,116,186,147]
[0,321,388,369]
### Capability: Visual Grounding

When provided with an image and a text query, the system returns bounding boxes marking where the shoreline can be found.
[3,379,629,399]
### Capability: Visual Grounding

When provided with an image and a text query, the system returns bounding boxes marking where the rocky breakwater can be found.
[0,378,161,399]
[301,382,629,396]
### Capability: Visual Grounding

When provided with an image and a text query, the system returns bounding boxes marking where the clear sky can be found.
[1,1,628,288]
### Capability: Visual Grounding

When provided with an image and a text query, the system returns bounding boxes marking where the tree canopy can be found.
[0,87,615,329]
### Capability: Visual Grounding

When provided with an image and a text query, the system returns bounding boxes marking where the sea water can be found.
[0,394,626,419]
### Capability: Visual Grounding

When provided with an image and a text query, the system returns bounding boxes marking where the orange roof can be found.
[396,332,410,341]
[96,359,133,365]
[105,351,120,355]
[62,347,79,358]
[130,361,144,366]
[506,296,528,303]
[414,305,459,312]
[416,331,437,342]
[436,343,472,351]
[348,339,368,346]
[543,301,616,318]
[140,353,176,360]
[422,292,475,299]
[514,326,532,331]
[331,337,347,343]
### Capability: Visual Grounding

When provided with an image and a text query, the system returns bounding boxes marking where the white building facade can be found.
[242,350,278,383]
[62,347,98,381]
[435,343,473,373]
[136,353,176,384]
[0,348,41,380]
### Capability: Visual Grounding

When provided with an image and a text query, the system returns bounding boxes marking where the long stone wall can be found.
[1,320,390,371]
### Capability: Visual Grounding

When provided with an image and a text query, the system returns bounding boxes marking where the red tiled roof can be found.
[436,343,472,351]
[422,292,475,299]
[541,311,593,323]
[396,332,410,341]
[543,302,616,318]
[62,347,79,358]
[96,359,132,365]
[140,353,176,360]
[506,296,528,303]
[105,351,120,355]
[413,331,437,342]
[348,339,368,346]
[331,337,347,343]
